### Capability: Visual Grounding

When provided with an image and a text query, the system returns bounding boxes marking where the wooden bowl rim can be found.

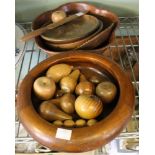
[17,52,135,152]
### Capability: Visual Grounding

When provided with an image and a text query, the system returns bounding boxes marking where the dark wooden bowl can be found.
[43,19,104,51]
[40,14,100,44]
[17,52,135,152]
[32,2,119,56]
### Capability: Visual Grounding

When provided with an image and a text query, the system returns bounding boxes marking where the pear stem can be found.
[69,69,80,81]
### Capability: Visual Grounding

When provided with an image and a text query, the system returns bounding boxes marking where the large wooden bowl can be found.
[17,52,135,152]
[32,2,119,56]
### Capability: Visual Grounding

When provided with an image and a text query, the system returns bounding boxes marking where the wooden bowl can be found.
[32,2,119,55]
[43,19,104,51]
[17,52,135,152]
[41,14,100,44]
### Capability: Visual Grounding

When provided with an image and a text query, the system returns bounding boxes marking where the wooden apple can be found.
[33,76,56,100]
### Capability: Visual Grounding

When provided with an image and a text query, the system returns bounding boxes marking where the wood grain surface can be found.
[17,52,135,152]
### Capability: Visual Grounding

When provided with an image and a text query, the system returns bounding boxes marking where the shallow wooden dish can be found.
[32,2,119,55]
[43,19,103,50]
[17,52,135,152]
[41,14,100,43]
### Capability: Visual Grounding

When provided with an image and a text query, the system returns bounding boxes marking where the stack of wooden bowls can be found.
[32,2,119,56]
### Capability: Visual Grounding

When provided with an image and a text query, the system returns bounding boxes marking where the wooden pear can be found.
[60,69,80,93]
[75,74,95,95]
[39,100,72,121]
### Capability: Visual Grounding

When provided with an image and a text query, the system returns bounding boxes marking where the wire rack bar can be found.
[123,23,139,63]
[130,23,139,43]
[118,29,139,94]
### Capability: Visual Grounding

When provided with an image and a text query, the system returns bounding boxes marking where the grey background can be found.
[16,0,139,22]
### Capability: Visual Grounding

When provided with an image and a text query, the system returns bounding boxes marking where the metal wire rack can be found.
[15,17,139,154]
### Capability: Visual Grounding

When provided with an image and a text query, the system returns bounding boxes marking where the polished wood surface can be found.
[17,52,135,152]
[32,2,119,55]
[43,20,104,50]
[75,23,114,50]
[41,14,100,43]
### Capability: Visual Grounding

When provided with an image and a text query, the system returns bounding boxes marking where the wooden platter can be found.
[43,19,103,50]
[41,15,100,43]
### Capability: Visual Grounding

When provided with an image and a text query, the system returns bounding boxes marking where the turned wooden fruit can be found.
[96,81,117,104]
[51,10,67,23]
[60,69,80,93]
[33,76,56,100]
[75,94,103,119]
[75,74,95,95]
[39,100,72,121]
[46,63,73,82]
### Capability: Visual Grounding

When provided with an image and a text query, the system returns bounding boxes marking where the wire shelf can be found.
[15,17,139,154]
